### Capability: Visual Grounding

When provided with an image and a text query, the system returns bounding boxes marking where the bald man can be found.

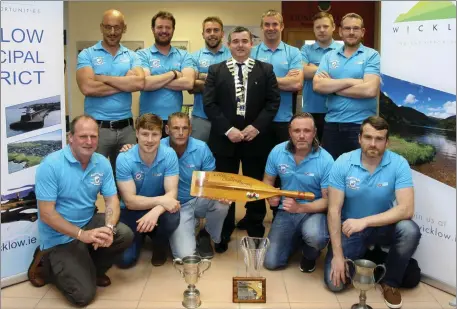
[76,10,145,173]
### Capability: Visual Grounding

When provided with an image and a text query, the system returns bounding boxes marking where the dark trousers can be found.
[324,220,421,291]
[321,122,360,160]
[215,154,267,241]
[311,113,326,143]
[116,208,180,268]
[269,122,290,220]
[42,213,134,307]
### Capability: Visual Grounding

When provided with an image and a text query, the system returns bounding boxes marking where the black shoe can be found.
[96,274,111,287]
[197,229,214,259]
[151,244,167,266]
[28,247,49,287]
[214,241,228,253]
[299,256,316,273]
[236,218,249,230]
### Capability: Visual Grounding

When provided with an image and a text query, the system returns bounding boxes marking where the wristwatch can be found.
[105,224,117,235]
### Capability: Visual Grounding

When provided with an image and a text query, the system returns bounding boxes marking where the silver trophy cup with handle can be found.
[346,259,387,309]
[173,255,211,309]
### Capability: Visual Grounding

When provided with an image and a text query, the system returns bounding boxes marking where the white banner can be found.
[1,1,65,286]
[381,1,456,290]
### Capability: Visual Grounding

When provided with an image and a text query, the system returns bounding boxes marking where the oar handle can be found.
[279,190,315,200]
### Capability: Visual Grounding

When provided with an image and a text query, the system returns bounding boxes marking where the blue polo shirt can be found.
[265,142,334,209]
[251,42,302,122]
[316,44,380,124]
[116,144,179,209]
[191,46,231,119]
[77,41,141,121]
[301,40,342,113]
[329,149,413,221]
[161,137,216,204]
[35,145,117,250]
[137,45,195,120]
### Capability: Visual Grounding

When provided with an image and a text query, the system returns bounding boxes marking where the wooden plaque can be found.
[232,277,266,303]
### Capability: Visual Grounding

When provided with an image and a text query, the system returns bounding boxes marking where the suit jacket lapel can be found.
[246,61,259,103]
[222,63,236,105]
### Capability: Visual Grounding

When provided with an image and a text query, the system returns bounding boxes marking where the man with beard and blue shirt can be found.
[325,116,421,309]
[115,113,181,267]
[76,10,145,171]
[162,112,230,258]
[190,16,231,142]
[137,11,195,136]
[263,112,333,273]
[313,13,380,160]
[301,12,342,142]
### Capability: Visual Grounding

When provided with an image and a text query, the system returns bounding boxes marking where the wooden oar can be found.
[190,171,315,202]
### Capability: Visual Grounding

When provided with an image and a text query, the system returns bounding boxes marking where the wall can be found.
[66,1,281,120]
[282,1,375,48]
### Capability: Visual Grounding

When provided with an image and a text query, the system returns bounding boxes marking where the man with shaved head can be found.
[76,9,145,174]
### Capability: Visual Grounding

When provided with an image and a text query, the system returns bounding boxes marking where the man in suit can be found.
[203,26,280,253]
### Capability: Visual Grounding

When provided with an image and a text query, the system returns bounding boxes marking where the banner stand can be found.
[1,1,65,288]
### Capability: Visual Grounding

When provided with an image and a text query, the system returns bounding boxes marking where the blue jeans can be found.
[264,210,329,270]
[324,220,421,291]
[116,208,180,268]
[322,122,360,160]
[169,198,229,259]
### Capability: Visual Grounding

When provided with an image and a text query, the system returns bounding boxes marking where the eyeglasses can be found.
[101,24,124,33]
[342,26,362,33]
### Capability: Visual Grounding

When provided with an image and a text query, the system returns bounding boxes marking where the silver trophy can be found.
[346,259,387,309]
[173,255,211,309]
[240,236,270,277]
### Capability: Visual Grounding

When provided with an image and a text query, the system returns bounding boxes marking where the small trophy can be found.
[233,236,270,303]
[346,259,387,309]
[173,255,211,309]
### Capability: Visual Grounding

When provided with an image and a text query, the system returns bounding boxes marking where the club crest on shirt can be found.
[330,60,339,69]
[377,182,389,187]
[186,164,196,168]
[134,172,144,181]
[199,59,210,67]
[304,172,315,177]
[90,173,103,186]
[93,57,104,66]
[278,164,290,174]
[150,59,161,68]
[346,176,360,190]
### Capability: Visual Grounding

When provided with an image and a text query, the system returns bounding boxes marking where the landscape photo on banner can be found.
[380,74,456,188]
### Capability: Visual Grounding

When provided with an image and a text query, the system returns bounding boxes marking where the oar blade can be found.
[191,171,277,202]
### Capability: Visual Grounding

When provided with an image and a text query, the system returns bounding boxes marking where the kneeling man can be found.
[325,116,421,309]
[116,113,180,267]
[29,115,134,307]
[263,112,334,272]
[163,112,230,259]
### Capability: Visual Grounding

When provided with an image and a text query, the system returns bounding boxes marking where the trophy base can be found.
[351,304,373,309]
[182,286,201,309]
